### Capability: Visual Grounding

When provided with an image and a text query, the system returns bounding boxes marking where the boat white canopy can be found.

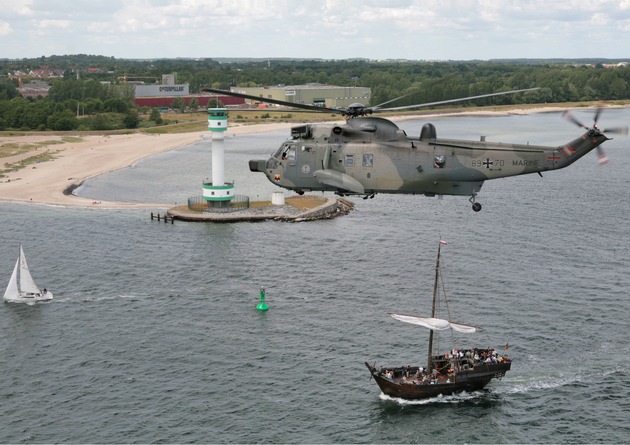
[390,313,477,334]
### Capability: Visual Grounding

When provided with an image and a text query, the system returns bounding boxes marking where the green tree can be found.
[103,97,129,113]
[171,97,186,112]
[123,109,140,128]
[47,109,78,130]
[149,107,162,123]
[0,79,18,100]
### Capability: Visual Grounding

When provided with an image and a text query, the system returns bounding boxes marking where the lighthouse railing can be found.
[187,194,250,213]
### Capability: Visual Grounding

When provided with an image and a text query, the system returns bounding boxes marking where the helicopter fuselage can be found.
[249,117,608,208]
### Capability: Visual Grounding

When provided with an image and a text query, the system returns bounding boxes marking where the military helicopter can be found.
[203,87,628,211]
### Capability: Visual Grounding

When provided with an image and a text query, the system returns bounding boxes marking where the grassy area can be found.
[0,138,66,177]
[1,151,57,177]
[0,139,65,158]
[139,100,630,135]
[142,109,341,135]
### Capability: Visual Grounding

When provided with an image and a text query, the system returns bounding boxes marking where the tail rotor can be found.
[562,107,628,166]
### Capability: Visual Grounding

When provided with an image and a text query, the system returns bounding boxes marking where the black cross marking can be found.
[483,158,494,168]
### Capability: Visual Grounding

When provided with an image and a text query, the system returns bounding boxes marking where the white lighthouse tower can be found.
[203,107,234,208]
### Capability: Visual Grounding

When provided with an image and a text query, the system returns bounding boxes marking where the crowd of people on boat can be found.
[438,347,510,367]
[379,347,510,386]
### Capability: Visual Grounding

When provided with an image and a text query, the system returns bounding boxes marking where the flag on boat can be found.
[440,240,447,245]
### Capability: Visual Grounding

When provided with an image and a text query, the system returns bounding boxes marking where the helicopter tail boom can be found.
[549,132,610,170]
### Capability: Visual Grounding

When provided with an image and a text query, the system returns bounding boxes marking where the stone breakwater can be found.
[167,196,355,223]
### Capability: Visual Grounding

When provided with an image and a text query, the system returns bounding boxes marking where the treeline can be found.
[2,55,630,131]
[0,79,139,131]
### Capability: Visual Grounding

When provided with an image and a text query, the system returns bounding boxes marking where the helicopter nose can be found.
[249,159,267,172]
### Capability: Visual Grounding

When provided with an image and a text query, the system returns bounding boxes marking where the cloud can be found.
[36,19,72,30]
[5,0,630,59]
[0,0,34,16]
[0,21,12,35]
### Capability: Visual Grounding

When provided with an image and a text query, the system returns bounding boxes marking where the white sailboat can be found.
[3,244,53,304]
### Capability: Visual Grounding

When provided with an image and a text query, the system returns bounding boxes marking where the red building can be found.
[134,95,244,108]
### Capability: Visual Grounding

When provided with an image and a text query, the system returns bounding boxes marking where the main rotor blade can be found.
[602,126,629,135]
[593,107,603,126]
[378,88,540,112]
[562,110,588,129]
[371,92,415,110]
[596,146,609,165]
[202,88,338,114]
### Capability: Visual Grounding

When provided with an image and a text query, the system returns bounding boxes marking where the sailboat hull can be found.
[3,291,53,304]
[365,361,511,400]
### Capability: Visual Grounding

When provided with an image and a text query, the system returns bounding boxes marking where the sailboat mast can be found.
[16,244,22,293]
[427,243,441,373]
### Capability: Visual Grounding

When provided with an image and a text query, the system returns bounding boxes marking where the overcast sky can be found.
[3,0,630,61]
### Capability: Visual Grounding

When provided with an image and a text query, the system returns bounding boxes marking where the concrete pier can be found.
[167,195,354,223]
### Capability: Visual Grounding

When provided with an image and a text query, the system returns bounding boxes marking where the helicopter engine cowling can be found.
[249,159,267,172]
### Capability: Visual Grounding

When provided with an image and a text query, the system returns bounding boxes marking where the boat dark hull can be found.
[365,361,511,400]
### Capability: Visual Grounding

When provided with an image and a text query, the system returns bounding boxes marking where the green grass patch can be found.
[0,139,68,159]
[1,151,58,175]
[61,136,84,143]
[0,142,32,158]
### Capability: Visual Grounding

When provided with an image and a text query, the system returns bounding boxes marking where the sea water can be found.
[1,109,629,443]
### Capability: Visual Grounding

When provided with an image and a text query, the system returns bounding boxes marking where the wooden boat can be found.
[365,241,510,400]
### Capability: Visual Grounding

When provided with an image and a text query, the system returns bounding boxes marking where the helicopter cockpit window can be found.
[344,154,355,167]
[273,145,287,158]
[434,155,446,169]
[279,144,297,161]
[363,154,373,167]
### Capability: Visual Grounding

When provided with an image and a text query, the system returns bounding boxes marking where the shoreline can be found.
[0,105,622,209]
[0,122,296,209]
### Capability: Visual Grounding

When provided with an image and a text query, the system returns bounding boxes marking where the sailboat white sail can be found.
[3,244,53,303]
[389,313,477,334]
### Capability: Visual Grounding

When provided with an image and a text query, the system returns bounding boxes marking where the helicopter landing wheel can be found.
[469,194,482,212]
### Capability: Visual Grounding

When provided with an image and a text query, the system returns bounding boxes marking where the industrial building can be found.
[134,77,243,108]
[229,84,371,109]
[134,75,372,110]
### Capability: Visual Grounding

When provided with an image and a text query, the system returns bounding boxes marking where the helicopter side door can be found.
[280,142,319,187]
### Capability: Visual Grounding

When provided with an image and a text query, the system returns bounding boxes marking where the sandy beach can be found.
[0,106,600,208]
[0,122,296,208]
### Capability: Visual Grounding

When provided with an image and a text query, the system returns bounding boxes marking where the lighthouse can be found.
[203,107,234,208]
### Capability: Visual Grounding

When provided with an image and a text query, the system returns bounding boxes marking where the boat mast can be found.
[17,244,22,294]
[427,242,441,373]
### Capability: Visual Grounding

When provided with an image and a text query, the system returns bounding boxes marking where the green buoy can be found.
[256,286,268,311]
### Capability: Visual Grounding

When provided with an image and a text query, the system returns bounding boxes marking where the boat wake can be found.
[379,389,488,405]
[47,293,149,303]
[81,294,147,302]
[497,367,622,395]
